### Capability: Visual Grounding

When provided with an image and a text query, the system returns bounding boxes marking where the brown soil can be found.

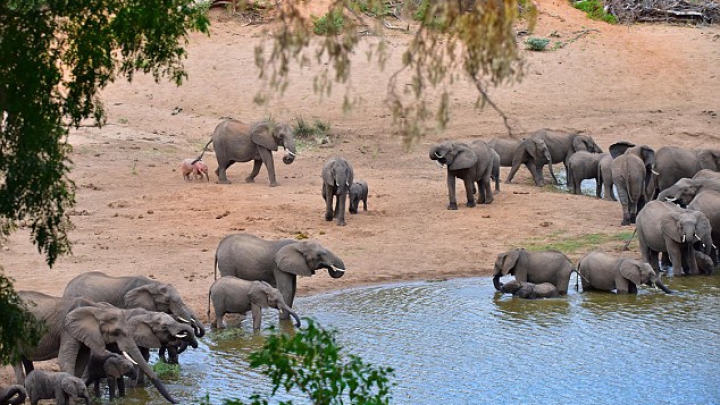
[1,0,719,381]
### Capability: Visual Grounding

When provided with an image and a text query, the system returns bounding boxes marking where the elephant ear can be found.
[125,284,164,311]
[448,143,478,171]
[697,149,720,171]
[661,216,683,244]
[502,249,521,275]
[275,243,314,277]
[61,377,79,397]
[250,120,279,152]
[640,146,655,170]
[249,282,270,308]
[571,136,588,153]
[126,316,163,348]
[618,260,644,287]
[693,211,712,241]
[610,141,635,158]
[64,307,109,354]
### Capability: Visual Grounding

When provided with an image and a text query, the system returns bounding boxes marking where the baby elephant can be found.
[349,180,368,214]
[84,352,138,400]
[499,279,560,299]
[181,158,210,181]
[209,277,301,330]
[26,370,91,405]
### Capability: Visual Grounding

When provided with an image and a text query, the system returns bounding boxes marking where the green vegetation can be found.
[573,0,618,23]
[350,0,392,17]
[294,118,331,140]
[152,361,181,378]
[312,9,346,35]
[523,231,636,254]
[525,37,551,51]
[0,273,43,364]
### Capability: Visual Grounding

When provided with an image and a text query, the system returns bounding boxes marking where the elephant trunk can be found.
[653,278,674,294]
[493,275,503,291]
[0,385,27,405]
[170,303,205,338]
[117,341,178,404]
[280,304,302,328]
[323,253,346,279]
[282,136,296,165]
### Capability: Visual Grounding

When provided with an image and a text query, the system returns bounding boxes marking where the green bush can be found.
[525,37,550,51]
[573,0,618,23]
[293,118,331,140]
[312,9,345,35]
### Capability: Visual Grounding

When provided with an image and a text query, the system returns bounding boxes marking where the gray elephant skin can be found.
[63,271,205,339]
[652,145,720,197]
[322,157,354,226]
[499,280,560,299]
[0,385,26,405]
[566,151,608,197]
[25,370,91,405]
[214,233,345,316]
[610,141,655,225]
[84,352,137,400]
[349,180,369,214]
[209,277,301,330]
[523,129,603,185]
[493,136,556,186]
[429,140,494,210]
[636,200,713,276]
[197,118,296,186]
[492,248,574,295]
[598,153,617,201]
[577,251,673,294]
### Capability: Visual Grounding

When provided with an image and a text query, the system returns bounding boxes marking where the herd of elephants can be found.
[2,118,720,405]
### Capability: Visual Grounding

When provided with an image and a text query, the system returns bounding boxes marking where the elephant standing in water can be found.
[577,251,673,294]
[566,151,608,196]
[25,371,91,405]
[214,233,345,316]
[429,140,495,209]
[322,157,354,226]
[84,352,137,400]
[0,385,26,405]
[636,201,713,276]
[610,141,655,225]
[652,145,720,197]
[197,119,297,186]
[493,249,574,295]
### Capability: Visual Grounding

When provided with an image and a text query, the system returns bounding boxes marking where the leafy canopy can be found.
[0,272,43,365]
[248,0,536,143]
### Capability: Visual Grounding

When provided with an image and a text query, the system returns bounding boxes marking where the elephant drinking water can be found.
[577,251,673,294]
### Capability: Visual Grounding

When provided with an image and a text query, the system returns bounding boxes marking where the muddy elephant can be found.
[429,140,494,209]
[197,118,296,186]
[321,157,354,226]
[0,385,26,405]
[84,352,137,400]
[577,251,673,294]
[523,129,603,186]
[610,141,655,225]
[349,180,369,214]
[209,277,301,330]
[636,200,713,276]
[63,271,205,340]
[492,249,574,295]
[214,233,345,316]
[25,370,90,405]
[498,137,556,186]
[567,151,608,196]
[499,280,560,299]
[652,146,720,197]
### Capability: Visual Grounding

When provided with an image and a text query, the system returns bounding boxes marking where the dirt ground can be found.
[1,0,719,381]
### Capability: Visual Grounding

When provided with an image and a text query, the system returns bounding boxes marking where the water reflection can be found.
[124,275,720,405]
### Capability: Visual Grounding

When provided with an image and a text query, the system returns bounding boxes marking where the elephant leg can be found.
[275,272,296,321]
[117,376,126,397]
[666,242,685,276]
[685,244,700,275]
[336,194,347,226]
[245,159,262,183]
[324,186,334,221]
[258,148,278,187]
[463,178,476,207]
[217,161,232,184]
[505,158,523,184]
[214,307,226,329]
[108,377,117,400]
[446,173,458,210]
[531,161,545,187]
[482,178,494,204]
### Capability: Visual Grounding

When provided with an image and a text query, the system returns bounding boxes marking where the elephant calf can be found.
[499,280,560,299]
[209,277,301,330]
[84,352,137,400]
[26,370,91,405]
[577,251,673,294]
[349,180,368,214]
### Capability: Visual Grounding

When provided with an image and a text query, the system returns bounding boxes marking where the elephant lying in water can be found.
[577,251,673,294]
[499,280,560,299]
[493,248,574,295]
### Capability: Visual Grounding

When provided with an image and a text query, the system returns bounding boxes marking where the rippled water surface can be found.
[135,275,720,404]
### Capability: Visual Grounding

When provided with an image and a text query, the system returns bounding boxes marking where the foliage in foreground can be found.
[0,271,43,365]
[573,0,618,23]
[215,318,394,405]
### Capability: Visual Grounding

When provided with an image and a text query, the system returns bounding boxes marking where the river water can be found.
[130,275,720,405]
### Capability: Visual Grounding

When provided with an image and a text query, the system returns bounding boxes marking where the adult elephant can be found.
[197,118,296,186]
[657,176,720,206]
[577,251,673,294]
[524,129,603,186]
[636,200,713,276]
[492,248,574,295]
[499,137,556,186]
[598,153,616,201]
[429,140,494,209]
[610,141,655,225]
[652,146,720,197]
[63,272,205,340]
[566,151,607,196]
[321,157,354,226]
[214,233,345,315]
[0,385,26,405]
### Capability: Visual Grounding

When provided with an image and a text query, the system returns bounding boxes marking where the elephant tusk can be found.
[694,233,701,242]
[682,235,686,243]
[651,169,659,176]
[434,151,442,158]
[175,332,188,338]
[330,265,345,273]
[177,316,190,323]
[279,309,284,314]
[122,351,138,366]
[436,161,444,168]
[286,151,296,157]
[665,196,677,202]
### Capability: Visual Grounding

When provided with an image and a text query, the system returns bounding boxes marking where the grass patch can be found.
[572,0,618,24]
[523,231,635,254]
[349,0,392,17]
[525,37,550,51]
[312,9,345,35]
[293,117,332,150]
[152,361,180,378]
[213,327,247,340]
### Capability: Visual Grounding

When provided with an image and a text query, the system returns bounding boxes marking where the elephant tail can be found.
[194,138,213,163]
[213,253,218,281]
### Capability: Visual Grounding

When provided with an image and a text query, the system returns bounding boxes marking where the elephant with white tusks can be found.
[84,352,137,400]
[577,251,674,294]
[322,157,354,226]
[209,277,301,330]
[429,140,495,209]
[499,280,560,299]
[493,248,574,295]
[25,370,91,405]
[214,233,346,318]
[0,385,26,405]
[651,145,720,198]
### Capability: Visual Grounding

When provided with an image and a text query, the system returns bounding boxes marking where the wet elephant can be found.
[499,280,560,299]
[610,141,655,225]
[429,140,495,209]
[493,248,574,295]
[577,251,673,294]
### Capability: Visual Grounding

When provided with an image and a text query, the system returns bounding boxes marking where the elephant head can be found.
[498,279,533,297]
[275,240,346,279]
[124,308,199,350]
[102,352,138,380]
[430,141,478,170]
[58,305,178,404]
[61,375,91,405]
[657,178,700,206]
[618,260,673,294]
[124,282,205,338]
[661,210,711,247]
[250,119,297,165]
[250,281,302,328]
[696,149,720,171]
[572,135,603,154]
[0,385,26,405]
[492,249,523,290]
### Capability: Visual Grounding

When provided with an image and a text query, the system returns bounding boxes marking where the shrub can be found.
[525,37,550,51]
[293,118,331,140]
[312,9,345,35]
[573,0,618,23]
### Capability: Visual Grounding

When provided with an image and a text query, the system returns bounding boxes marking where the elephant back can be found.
[63,272,149,307]
[215,234,293,283]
